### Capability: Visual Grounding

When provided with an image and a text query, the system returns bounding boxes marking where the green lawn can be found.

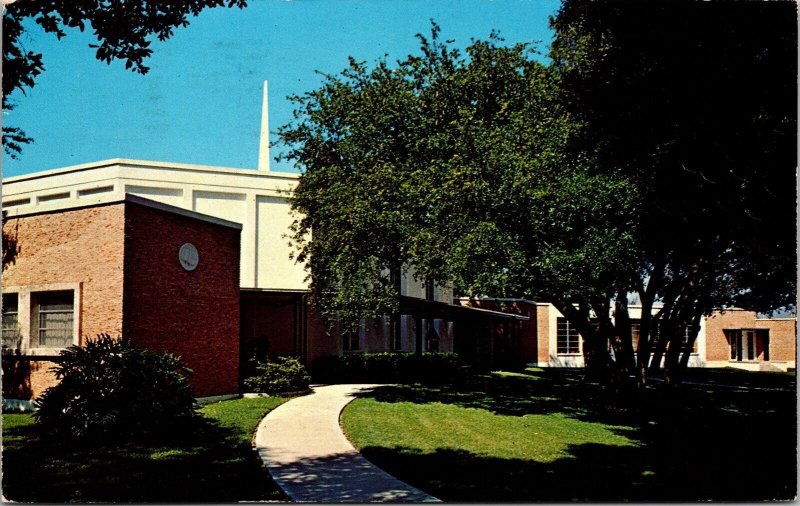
[2,396,287,502]
[341,368,797,502]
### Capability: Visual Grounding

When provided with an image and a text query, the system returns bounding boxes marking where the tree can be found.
[2,0,247,157]
[281,3,795,388]
[550,0,797,384]
[279,24,638,356]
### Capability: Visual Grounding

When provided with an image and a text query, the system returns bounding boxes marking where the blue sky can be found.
[2,0,560,177]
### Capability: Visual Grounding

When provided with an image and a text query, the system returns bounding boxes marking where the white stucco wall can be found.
[2,159,305,290]
[2,158,452,298]
[541,303,707,368]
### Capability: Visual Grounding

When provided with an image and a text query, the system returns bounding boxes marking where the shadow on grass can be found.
[358,440,794,502]
[365,369,644,426]
[678,367,797,390]
[1,415,285,503]
[353,369,797,501]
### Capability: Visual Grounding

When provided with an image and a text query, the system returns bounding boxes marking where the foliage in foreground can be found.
[2,397,286,502]
[243,356,311,394]
[341,369,797,501]
[312,352,463,384]
[35,334,197,440]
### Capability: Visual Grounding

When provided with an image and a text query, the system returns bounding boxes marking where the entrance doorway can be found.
[728,329,769,361]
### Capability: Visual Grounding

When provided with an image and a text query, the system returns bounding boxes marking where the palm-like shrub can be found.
[34,334,197,440]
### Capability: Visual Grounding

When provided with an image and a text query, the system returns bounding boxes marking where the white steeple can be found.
[257,81,270,172]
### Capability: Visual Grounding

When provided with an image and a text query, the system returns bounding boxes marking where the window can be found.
[557,317,581,355]
[425,319,440,352]
[342,330,359,351]
[33,291,75,348]
[727,329,769,362]
[745,330,755,360]
[389,314,402,351]
[425,279,435,301]
[728,329,740,360]
[681,325,698,353]
[2,293,21,348]
[1,285,80,352]
[342,319,363,352]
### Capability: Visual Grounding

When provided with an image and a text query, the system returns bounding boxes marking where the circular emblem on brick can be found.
[179,243,199,271]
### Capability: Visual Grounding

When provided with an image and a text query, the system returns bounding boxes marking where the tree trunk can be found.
[676,312,703,381]
[591,296,629,388]
[634,258,664,387]
[648,298,678,376]
[551,297,613,382]
[613,294,635,370]
[635,292,654,387]
[648,326,668,376]
[662,331,683,385]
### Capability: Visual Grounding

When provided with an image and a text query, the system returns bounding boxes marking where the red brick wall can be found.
[754,319,796,362]
[536,305,550,365]
[2,205,126,340]
[122,202,241,397]
[241,294,299,361]
[705,309,797,363]
[706,310,751,361]
[305,302,339,367]
[2,204,126,399]
[459,299,539,367]
[240,293,344,376]
[1,358,58,400]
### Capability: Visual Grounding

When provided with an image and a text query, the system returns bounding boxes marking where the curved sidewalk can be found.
[254,384,439,503]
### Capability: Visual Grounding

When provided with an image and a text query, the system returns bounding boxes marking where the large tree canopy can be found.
[2,0,247,157]
[550,0,797,383]
[281,2,796,387]
[279,24,637,337]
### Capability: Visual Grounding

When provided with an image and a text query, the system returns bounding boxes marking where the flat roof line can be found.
[3,193,243,230]
[125,194,242,230]
[3,158,301,184]
[456,296,539,305]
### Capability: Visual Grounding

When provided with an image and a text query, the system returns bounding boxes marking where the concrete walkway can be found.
[254,384,439,503]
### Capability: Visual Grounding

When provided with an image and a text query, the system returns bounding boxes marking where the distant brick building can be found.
[1,195,241,401]
[703,309,796,370]
[459,298,796,372]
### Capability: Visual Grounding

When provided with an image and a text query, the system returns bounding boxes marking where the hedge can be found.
[312,352,464,384]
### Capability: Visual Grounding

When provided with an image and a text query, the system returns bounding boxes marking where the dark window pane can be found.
[38,291,73,312]
[3,293,18,313]
[2,293,21,348]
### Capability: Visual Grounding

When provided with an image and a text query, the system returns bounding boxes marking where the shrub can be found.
[243,356,311,395]
[34,334,197,440]
[312,352,463,384]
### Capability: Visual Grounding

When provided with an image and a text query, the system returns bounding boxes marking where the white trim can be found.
[455,296,539,306]
[4,158,299,185]
[1,283,81,354]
